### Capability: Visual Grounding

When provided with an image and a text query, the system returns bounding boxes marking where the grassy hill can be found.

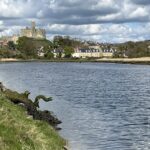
[0,93,66,150]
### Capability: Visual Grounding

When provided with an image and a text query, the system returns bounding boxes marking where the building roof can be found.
[52,49,64,53]
[77,48,102,53]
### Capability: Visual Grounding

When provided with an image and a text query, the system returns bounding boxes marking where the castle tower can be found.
[31,21,36,38]
[31,21,36,30]
[20,21,46,39]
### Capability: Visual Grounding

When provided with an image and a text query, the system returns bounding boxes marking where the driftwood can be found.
[0,82,61,129]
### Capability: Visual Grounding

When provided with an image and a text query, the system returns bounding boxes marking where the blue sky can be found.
[0,0,150,43]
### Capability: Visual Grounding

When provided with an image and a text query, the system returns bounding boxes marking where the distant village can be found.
[0,21,116,59]
[0,21,150,59]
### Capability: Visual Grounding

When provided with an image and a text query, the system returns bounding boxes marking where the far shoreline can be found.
[1,57,150,65]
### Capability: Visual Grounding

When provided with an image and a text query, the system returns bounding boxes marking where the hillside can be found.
[0,93,66,150]
[113,40,150,58]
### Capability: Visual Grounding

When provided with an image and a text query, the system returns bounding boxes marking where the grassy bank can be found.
[0,58,95,63]
[0,93,66,150]
[1,57,150,65]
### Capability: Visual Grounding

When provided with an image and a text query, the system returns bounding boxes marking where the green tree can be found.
[0,49,15,58]
[64,46,74,58]
[44,52,54,59]
[17,37,37,57]
[53,36,84,49]
[8,41,16,50]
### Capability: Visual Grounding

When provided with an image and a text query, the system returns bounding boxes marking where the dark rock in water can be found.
[0,82,62,129]
[39,110,62,125]
[25,105,62,129]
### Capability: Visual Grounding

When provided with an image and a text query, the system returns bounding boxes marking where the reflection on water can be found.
[0,62,150,150]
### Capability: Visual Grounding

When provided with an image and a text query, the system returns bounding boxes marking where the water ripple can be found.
[0,62,150,150]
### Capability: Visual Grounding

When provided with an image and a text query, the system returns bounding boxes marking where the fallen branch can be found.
[0,82,61,129]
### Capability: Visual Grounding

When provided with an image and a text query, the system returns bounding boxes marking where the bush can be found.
[44,52,54,59]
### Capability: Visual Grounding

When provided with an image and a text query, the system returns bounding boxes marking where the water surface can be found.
[0,62,150,150]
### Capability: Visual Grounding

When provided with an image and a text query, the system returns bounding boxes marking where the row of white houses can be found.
[38,47,115,58]
[72,48,115,58]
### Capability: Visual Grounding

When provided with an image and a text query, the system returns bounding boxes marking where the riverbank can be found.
[0,58,20,62]
[1,57,150,64]
[0,92,66,150]
[96,57,150,64]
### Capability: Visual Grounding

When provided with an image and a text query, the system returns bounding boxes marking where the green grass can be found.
[0,94,66,150]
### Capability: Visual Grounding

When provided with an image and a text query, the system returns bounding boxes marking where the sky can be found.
[0,0,150,43]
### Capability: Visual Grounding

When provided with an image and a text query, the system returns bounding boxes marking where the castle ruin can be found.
[20,22,46,39]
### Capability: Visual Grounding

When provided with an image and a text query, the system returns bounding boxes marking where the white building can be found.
[102,48,114,57]
[72,47,115,58]
[37,46,45,57]
[52,49,65,58]
[89,45,101,50]
[72,48,103,58]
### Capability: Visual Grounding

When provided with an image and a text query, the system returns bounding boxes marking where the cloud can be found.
[131,0,150,5]
[45,23,150,43]
[0,0,150,43]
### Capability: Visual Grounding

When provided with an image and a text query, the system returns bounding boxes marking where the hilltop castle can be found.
[20,22,46,39]
[0,21,46,46]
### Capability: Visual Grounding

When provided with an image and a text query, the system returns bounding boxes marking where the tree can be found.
[16,37,56,59]
[44,52,54,59]
[0,49,16,58]
[8,41,16,50]
[64,46,74,58]
[17,37,37,57]
[53,35,84,49]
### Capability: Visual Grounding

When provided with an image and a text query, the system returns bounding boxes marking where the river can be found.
[0,62,150,150]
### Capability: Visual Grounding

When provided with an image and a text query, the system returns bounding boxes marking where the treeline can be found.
[1,36,150,59]
[0,41,16,58]
[114,40,150,58]
[0,36,85,59]
[16,37,53,59]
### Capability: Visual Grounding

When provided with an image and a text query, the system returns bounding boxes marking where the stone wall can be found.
[0,35,19,44]
[20,22,46,39]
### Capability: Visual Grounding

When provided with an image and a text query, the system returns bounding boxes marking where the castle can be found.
[0,21,46,46]
[20,22,46,39]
